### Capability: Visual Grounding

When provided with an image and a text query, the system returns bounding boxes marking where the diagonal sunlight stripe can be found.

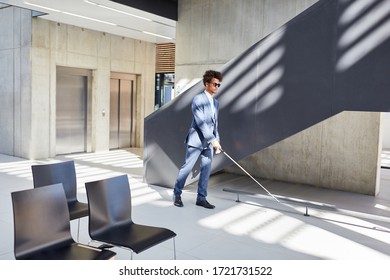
[375,204,390,211]
[338,0,390,48]
[224,209,284,237]
[284,223,390,259]
[64,150,143,168]
[198,203,259,230]
[255,86,284,114]
[336,19,390,71]
[249,214,304,243]
[230,48,285,113]
[218,27,286,107]
[339,0,378,26]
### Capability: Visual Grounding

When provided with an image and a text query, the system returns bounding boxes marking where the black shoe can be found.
[196,199,215,209]
[174,196,183,207]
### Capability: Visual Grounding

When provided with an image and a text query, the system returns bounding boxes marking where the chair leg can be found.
[173,237,176,260]
[76,218,81,242]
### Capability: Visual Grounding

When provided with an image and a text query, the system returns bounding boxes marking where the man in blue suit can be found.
[173,70,223,209]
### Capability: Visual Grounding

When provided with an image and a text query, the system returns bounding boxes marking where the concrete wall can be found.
[175,0,382,195]
[0,6,156,159]
[225,112,382,195]
[0,6,32,158]
[175,0,317,94]
[382,113,390,150]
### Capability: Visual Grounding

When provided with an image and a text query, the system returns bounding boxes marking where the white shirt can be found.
[205,90,215,117]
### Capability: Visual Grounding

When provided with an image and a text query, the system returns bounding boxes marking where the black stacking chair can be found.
[85,174,177,259]
[31,160,88,241]
[11,184,116,260]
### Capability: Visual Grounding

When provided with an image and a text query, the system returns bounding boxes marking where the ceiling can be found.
[0,0,177,43]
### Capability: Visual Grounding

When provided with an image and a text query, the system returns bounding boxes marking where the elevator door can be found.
[56,67,91,155]
[110,74,136,149]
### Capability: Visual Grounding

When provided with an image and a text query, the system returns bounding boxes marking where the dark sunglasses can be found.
[211,83,221,88]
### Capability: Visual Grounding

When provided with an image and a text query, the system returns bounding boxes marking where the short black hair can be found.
[203,70,223,86]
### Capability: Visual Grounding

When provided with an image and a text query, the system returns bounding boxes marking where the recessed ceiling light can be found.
[62,11,117,25]
[142,31,172,40]
[84,0,152,22]
[24,1,60,12]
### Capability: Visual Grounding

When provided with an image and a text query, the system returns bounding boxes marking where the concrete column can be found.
[0,6,32,158]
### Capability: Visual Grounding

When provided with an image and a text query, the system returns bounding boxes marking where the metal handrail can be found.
[223,187,390,231]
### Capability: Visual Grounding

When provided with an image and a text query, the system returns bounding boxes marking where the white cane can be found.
[221,149,281,204]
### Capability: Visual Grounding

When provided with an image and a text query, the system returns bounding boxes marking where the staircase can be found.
[144,0,390,188]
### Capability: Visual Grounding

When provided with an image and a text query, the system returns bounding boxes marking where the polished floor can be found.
[1,148,390,260]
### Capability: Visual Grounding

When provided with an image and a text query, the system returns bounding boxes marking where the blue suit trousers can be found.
[173,145,213,201]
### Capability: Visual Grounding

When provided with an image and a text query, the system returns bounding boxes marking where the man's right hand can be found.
[211,140,222,154]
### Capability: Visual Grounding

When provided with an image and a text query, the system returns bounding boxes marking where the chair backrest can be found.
[12,184,73,260]
[85,174,133,234]
[31,160,77,203]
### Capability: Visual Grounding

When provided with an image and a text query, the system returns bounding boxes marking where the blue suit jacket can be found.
[185,91,220,149]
